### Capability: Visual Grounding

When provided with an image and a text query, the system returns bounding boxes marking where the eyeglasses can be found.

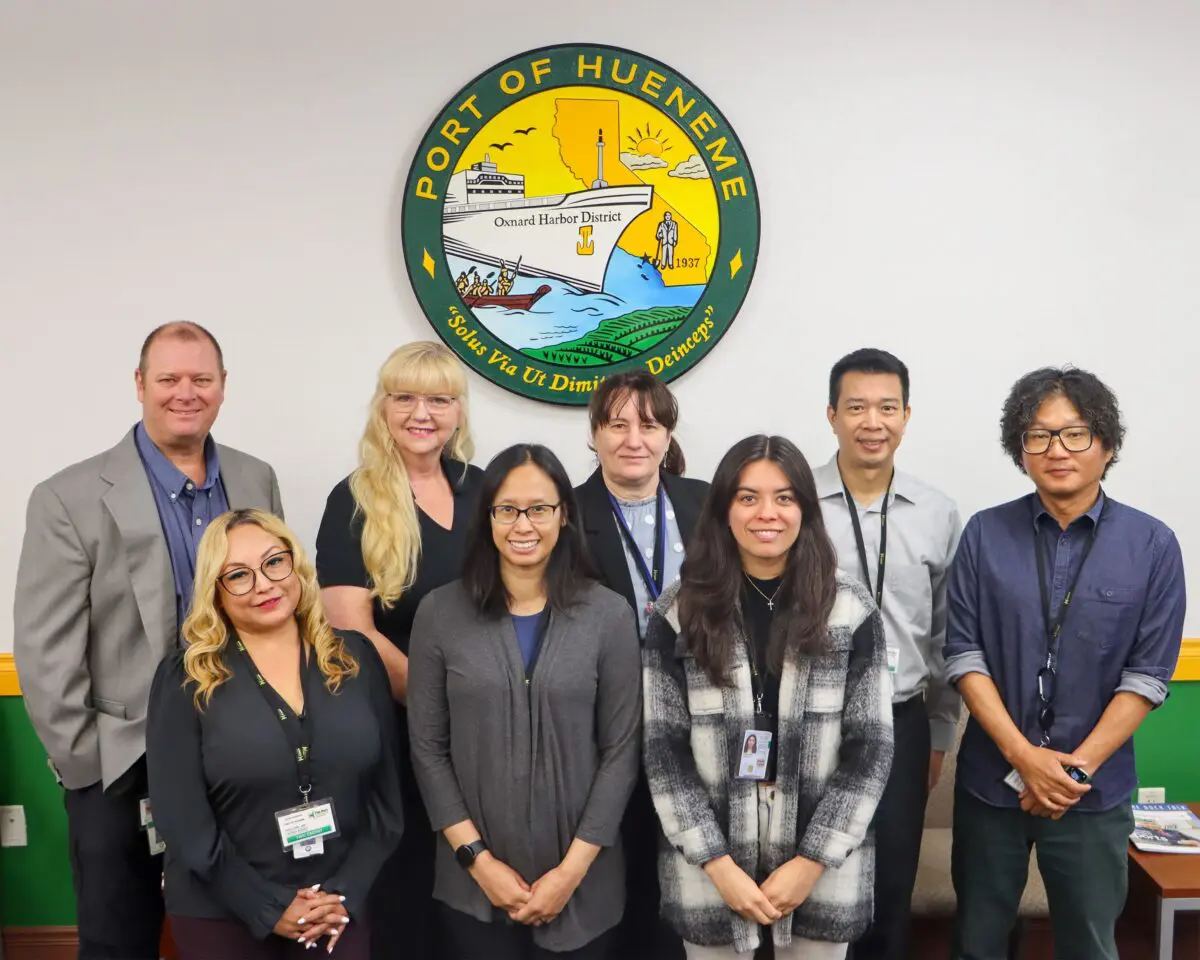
[1021,426,1093,455]
[388,393,457,414]
[217,550,294,596]
[489,503,561,525]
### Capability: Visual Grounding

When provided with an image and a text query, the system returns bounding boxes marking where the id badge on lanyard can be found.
[608,487,666,621]
[234,638,342,859]
[735,728,773,781]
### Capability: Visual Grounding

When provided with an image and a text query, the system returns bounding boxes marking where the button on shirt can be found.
[944,492,1186,811]
[134,423,229,633]
[814,456,964,751]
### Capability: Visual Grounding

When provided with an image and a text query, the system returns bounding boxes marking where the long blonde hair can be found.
[349,341,475,608]
[182,509,359,708]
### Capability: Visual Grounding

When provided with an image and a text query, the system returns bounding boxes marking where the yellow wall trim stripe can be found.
[2,641,1199,695]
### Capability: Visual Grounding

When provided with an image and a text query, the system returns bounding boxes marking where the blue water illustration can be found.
[445,249,706,350]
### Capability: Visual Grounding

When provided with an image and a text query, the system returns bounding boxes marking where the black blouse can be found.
[145,632,404,939]
[315,458,484,655]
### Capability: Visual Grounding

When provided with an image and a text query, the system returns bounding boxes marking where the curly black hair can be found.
[999,366,1124,478]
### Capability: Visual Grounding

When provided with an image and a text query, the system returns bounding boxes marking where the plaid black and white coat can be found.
[642,576,894,954]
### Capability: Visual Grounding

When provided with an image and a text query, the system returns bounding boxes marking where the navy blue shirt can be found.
[512,612,543,671]
[134,422,230,633]
[945,492,1185,811]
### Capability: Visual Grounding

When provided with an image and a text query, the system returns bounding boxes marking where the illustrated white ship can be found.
[443,130,654,294]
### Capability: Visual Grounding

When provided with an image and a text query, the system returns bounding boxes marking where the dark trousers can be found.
[950,784,1134,960]
[438,903,615,960]
[63,757,164,960]
[171,915,369,960]
[848,694,929,960]
[368,704,438,960]
[614,771,685,960]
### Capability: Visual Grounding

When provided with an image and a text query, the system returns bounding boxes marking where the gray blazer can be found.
[13,428,282,790]
[407,579,642,952]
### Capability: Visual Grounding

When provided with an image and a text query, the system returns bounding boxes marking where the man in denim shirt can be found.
[944,366,1185,960]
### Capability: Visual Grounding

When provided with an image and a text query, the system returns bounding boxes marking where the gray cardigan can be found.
[407,579,642,951]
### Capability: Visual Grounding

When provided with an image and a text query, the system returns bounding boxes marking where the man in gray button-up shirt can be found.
[816,348,962,960]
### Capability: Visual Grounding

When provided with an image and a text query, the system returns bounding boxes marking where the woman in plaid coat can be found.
[642,435,894,959]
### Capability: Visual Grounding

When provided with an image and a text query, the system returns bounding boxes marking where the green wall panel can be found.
[0,697,76,926]
[0,684,1195,927]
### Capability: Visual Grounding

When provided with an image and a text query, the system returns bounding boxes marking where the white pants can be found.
[683,785,849,960]
[683,941,848,960]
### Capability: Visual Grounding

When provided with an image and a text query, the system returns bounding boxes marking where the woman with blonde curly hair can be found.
[315,340,483,960]
[146,508,404,959]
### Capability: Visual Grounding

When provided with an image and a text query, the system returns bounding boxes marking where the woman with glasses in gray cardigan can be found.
[407,443,643,959]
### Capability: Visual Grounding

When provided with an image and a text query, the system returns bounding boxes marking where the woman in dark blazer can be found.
[147,508,404,959]
[573,371,709,960]
[407,443,642,960]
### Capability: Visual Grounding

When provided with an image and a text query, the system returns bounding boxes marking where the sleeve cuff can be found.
[1115,671,1168,708]
[929,719,956,753]
[676,822,731,868]
[945,651,991,687]
[795,822,859,870]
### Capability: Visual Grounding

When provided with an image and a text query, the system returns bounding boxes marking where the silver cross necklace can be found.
[743,573,783,611]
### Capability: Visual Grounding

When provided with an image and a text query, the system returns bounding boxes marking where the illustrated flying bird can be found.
[513,126,536,135]
[489,141,514,150]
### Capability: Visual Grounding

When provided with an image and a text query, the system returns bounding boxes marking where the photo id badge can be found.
[275,798,339,853]
[1004,768,1026,793]
[138,797,154,828]
[735,729,773,781]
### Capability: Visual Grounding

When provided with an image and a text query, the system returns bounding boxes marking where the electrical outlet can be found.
[0,805,27,847]
[1138,787,1167,804]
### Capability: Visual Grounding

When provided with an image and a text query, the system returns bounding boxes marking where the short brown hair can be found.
[587,370,686,475]
[139,322,225,375]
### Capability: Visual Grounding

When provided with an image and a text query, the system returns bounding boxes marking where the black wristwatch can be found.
[455,838,488,869]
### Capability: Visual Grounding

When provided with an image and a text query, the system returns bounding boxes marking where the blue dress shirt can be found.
[134,422,230,634]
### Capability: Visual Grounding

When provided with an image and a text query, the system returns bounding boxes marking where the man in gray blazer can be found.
[13,321,283,960]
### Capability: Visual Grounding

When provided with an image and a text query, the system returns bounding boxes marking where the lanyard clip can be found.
[300,785,311,805]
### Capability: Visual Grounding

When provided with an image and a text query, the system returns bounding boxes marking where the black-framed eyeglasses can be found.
[1036,664,1057,745]
[217,551,294,596]
[1021,426,1094,455]
[489,503,561,525]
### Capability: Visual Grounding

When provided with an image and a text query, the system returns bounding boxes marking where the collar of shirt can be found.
[134,421,222,497]
[813,452,917,509]
[1030,488,1106,532]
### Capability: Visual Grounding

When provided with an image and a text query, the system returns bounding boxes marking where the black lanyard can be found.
[1033,502,1105,666]
[607,485,667,602]
[235,638,315,804]
[1031,500,1105,744]
[841,471,893,611]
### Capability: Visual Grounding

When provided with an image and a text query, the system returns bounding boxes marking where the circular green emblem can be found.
[402,43,760,405]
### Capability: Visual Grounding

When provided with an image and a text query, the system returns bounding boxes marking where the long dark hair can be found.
[461,443,595,617]
[587,370,686,475]
[678,435,838,685]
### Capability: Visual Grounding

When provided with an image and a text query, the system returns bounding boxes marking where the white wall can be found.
[2,0,1198,649]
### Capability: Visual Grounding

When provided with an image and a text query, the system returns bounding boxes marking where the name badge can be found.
[886,647,900,674]
[292,836,325,859]
[735,729,773,781]
[275,799,339,856]
[139,797,165,854]
[1004,768,1026,793]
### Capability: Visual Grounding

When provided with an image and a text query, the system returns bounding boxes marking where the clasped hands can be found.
[703,854,824,926]
[469,852,584,927]
[274,884,351,953]
[1011,743,1091,820]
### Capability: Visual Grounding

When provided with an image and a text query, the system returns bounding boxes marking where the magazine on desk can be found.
[1130,804,1200,854]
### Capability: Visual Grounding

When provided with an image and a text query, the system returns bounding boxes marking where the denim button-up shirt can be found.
[944,492,1185,811]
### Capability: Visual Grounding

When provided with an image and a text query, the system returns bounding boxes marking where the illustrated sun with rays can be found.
[627,125,673,159]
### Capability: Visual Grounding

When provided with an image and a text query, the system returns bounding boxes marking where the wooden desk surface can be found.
[1128,802,1200,898]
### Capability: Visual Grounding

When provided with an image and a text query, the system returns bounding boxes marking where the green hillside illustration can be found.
[524,306,690,366]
